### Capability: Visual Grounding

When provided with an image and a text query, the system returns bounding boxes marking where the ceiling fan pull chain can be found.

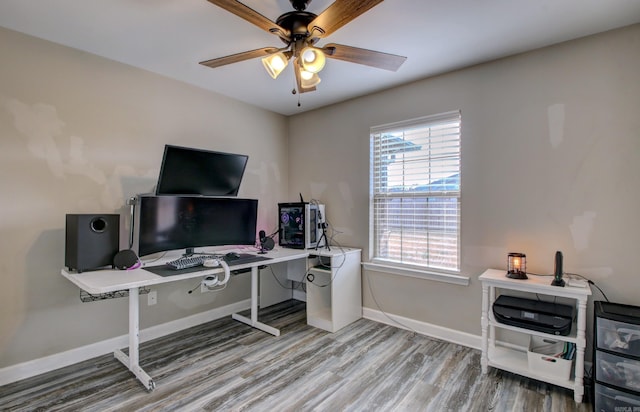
[291,76,301,106]
[292,74,297,95]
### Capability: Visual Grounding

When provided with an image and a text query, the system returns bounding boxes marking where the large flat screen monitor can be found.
[136,195,258,257]
[155,145,248,196]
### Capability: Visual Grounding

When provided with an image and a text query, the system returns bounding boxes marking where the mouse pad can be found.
[223,253,272,265]
[144,254,272,277]
[144,265,211,277]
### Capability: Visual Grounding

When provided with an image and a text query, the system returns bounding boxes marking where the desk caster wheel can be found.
[146,379,156,391]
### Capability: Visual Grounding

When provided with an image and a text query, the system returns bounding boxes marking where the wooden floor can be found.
[1,300,591,411]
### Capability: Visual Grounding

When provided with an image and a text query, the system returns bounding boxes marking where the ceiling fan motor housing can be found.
[290,0,312,11]
[276,11,317,42]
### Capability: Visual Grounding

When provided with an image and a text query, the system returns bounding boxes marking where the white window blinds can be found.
[370,111,461,271]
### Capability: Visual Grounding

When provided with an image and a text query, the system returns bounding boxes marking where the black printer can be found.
[493,295,575,336]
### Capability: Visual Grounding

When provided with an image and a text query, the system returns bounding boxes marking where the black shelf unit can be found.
[593,301,640,411]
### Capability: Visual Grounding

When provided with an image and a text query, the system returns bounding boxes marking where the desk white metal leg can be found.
[232,266,281,336]
[113,287,155,391]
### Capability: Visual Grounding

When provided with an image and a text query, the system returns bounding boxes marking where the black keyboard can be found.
[166,256,208,270]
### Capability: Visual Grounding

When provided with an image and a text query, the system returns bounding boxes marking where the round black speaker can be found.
[113,249,139,270]
[261,237,275,251]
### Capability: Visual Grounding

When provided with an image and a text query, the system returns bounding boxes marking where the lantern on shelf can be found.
[507,252,527,279]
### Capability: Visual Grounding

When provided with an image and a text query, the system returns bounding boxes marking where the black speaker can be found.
[113,249,140,270]
[65,214,119,272]
[551,250,565,287]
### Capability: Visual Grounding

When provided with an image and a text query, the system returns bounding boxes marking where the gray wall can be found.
[0,27,288,368]
[288,24,640,335]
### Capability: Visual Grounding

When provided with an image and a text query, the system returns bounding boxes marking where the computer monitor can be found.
[136,195,257,257]
[155,145,248,196]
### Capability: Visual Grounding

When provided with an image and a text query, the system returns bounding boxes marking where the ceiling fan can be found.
[200,0,407,94]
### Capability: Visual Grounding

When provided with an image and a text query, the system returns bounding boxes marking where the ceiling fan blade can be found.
[322,43,406,71]
[206,0,290,40]
[199,47,279,69]
[294,59,316,93]
[307,0,383,38]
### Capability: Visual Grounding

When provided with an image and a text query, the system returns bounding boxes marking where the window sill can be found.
[362,261,470,286]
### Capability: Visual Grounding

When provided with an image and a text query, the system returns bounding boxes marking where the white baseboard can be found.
[0,299,250,387]
[363,307,482,350]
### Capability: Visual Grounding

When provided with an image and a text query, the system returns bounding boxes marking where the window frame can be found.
[367,111,468,285]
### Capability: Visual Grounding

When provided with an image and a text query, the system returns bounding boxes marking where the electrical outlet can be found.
[148,290,157,305]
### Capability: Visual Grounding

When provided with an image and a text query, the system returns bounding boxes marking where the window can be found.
[370,111,461,272]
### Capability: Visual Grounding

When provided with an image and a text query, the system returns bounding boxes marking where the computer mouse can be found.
[203,259,220,267]
[225,252,240,260]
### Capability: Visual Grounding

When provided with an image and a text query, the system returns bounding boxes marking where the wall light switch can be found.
[148,290,157,306]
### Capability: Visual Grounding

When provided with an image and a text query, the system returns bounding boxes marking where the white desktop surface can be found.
[61,247,310,295]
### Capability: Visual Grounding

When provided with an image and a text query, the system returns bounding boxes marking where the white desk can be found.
[61,247,309,391]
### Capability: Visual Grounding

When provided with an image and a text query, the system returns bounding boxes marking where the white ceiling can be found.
[1,0,639,116]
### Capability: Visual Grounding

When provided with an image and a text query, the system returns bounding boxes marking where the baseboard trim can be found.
[0,299,250,387]
[363,307,482,350]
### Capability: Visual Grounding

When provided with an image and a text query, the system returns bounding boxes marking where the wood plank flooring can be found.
[0,300,591,411]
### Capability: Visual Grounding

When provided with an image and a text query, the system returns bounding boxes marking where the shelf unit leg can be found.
[481,283,489,374]
[573,297,588,403]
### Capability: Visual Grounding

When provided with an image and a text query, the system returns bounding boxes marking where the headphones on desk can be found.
[201,259,231,289]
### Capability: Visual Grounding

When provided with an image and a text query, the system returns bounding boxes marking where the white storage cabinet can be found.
[306,248,361,333]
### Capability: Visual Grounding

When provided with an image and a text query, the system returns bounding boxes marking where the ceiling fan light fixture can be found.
[262,51,290,79]
[300,46,326,73]
[299,68,321,88]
